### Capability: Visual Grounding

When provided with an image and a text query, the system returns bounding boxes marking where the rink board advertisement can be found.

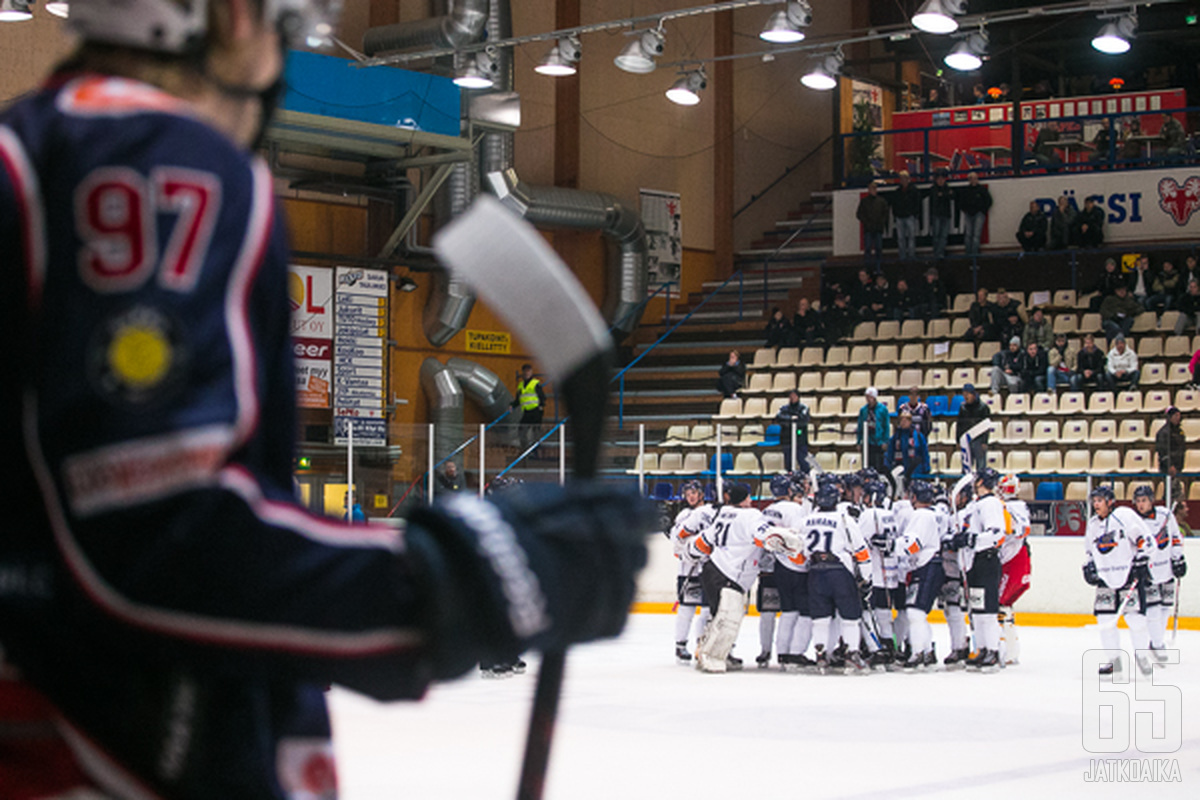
[831,166,1200,257]
[334,267,388,446]
[289,266,333,409]
[640,189,682,293]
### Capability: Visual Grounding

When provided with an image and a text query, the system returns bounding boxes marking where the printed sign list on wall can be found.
[333,267,388,446]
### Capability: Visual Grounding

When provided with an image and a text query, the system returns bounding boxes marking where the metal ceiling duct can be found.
[362,0,489,57]
[419,357,465,464]
[446,357,514,422]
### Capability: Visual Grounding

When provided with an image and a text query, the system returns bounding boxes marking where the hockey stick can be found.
[1171,578,1181,646]
[957,419,991,474]
[434,196,614,800]
[949,472,977,653]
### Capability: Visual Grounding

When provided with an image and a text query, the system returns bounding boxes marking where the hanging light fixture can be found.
[944,28,988,72]
[912,0,966,35]
[759,0,812,44]
[1092,13,1136,54]
[614,27,665,74]
[453,47,499,90]
[535,35,581,76]
[45,1,69,17]
[0,0,32,21]
[665,68,707,106]
[801,50,843,91]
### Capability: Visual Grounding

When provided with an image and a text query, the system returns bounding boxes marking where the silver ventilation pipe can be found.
[362,0,489,57]
[446,357,515,423]
[479,0,513,179]
[487,168,649,340]
[419,358,465,465]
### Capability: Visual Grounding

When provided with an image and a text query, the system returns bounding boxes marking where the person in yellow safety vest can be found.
[512,363,547,451]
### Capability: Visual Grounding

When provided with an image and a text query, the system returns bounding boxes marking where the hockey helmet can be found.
[789,469,811,493]
[997,473,1020,498]
[1089,484,1116,504]
[910,480,936,505]
[841,472,863,491]
[69,0,340,54]
[814,483,841,511]
[723,482,752,505]
[858,467,880,484]
[1132,484,1156,503]
[769,473,793,499]
[974,467,1001,491]
[679,479,704,496]
[864,479,890,507]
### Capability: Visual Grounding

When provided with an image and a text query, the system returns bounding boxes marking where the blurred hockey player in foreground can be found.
[0,1,652,795]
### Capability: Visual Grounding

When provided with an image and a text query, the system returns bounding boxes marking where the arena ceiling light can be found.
[665,68,707,106]
[759,0,812,44]
[45,0,69,17]
[535,35,582,76]
[1092,13,1137,54]
[944,29,988,71]
[912,0,966,35]
[453,48,499,90]
[0,0,32,21]
[614,27,665,74]
[800,50,843,91]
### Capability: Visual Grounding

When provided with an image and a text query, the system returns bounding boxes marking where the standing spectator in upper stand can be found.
[1121,117,1145,162]
[1089,117,1116,166]
[990,288,1026,344]
[891,278,921,321]
[1073,334,1110,392]
[889,171,922,261]
[792,297,822,348]
[716,350,746,398]
[1100,284,1143,343]
[886,411,930,482]
[1075,195,1105,248]
[512,362,548,452]
[899,388,932,438]
[956,171,993,257]
[1160,113,1189,158]
[1147,260,1184,314]
[864,273,892,322]
[1018,341,1049,393]
[972,83,988,104]
[1088,257,1127,311]
[915,266,947,320]
[1128,254,1153,307]
[1027,121,1063,171]
[764,306,793,348]
[822,293,860,344]
[1106,334,1140,390]
[956,384,992,468]
[856,387,891,472]
[1156,406,1186,478]
[850,268,875,316]
[925,87,948,108]
[926,169,955,260]
[857,182,891,270]
[1174,279,1200,335]
[775,389,811,469]
[964,287,995,343]
[1022,307,1053,351]
[991,336,1025,394]
[1048,195,1078,250]
[1047,332,1078,391]
[1016,200,1047,251]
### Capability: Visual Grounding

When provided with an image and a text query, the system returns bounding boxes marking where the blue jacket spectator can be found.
[885,412,930,479]
[856,387,891,472]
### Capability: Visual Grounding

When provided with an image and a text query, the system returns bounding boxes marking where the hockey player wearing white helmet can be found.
[997,473,1032,665]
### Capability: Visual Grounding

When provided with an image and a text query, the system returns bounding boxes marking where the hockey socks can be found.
[975,612,1001,653]
[759,612,777,657]
[946,606,968,651]
[790,615,813,656]
[1146,604,1169,649]
[872,608,895,641]
[841,618,862,652]
[775,611,798,656]
[905,607,932,657]
[675,604,698,645]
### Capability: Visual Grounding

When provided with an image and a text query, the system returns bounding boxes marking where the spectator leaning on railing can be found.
[956,171,992,257]
[926,168,955,260]
[889,171,922,261]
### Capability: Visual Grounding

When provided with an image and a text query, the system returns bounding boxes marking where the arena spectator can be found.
[972,83,987,104]
[899,388,932,437]
[1147,260,1183,313]
[822,293,859,343]
[851,268,875,315]
[867,273,894,321]
[1026,121,1062,170]
[1121,117,1145,161]
[1075,196,1105,248]
[956,171,992,256]
[926,169,955,260]
[1155,406,1186,477]
[436,461,467,494]
[1105,334,1140,390]
[990,288,1025,343]
[1048,195,1077,250]
[764,306,793,348]
[856,387,891,472]
[1016,200,1047,251]
[1100,284,1142,343]
[856,182,890,269]
[889,171,921,261]
[1046,332,1077,391]
[1089,117,1115,166]
[1183,255,1200,287]
[1192,348,1200,389]
[716,350,745,398]
[925,87,947,108]
[955,384,991,468]
[885,411,929,481]
[775,389,811,468]
[915,266,947,320]
[1128,254,1152,306]
[1018,341,1049,393]
[964,287,994,342]
[1073,334,1109,392]
[1161,113,1189,158]
[1087,257,1126,311]
[891,278,920,320]
[990,336,1024,394]
[1022,307,1053,350]
[792,297,822,347]
[1174,279,1200,335]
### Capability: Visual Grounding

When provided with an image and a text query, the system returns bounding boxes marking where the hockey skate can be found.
[901,650,928,672]
[1099,654,1125,681]
[1149,644,1170,664]
[675,642,693,664]
[843,650,870,675]
[480,664,513,679]
[943,647,970,670]
[1135,652,1155,677]
[782,654,816,674]
[755,651,772,669]
[967,649,1000,673]
[814,646,829,675]
[868,641,894,671]
[725,654,744,671]
[512,658,527,675]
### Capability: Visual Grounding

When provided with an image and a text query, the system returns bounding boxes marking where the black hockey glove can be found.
[1131,552,1150,582]
[869,531,891,553]
[951,531,976,551]
[406,482,653,679]
[1172,556,1187,579]
[1083,561,1100,586]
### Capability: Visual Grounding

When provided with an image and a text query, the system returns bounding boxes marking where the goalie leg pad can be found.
[697,587,747,672]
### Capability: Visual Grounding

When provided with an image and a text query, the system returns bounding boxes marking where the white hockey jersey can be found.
[935,500,961,578]
[892,498,914,534]
[999,498,1031,565]
[690,506,770,591]
[860,506,901,588]
[762,499,812,572]
[1084,506,1150,589]
[1138,506,1182,585]
[801,509,870,574]
[962,493,1008,572]
[671,503,715,575]
[894,506,941,571]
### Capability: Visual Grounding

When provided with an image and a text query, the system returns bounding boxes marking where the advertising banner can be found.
[289,266,333,408]
[334,267,388,446]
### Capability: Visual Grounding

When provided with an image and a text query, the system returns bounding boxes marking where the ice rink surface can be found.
[329,614,1199,799]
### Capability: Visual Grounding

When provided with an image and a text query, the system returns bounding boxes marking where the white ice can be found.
[329,614,1200,799]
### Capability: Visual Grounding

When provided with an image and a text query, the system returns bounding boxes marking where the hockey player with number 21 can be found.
[0,1,654,795]
[1083,486,1152,678]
